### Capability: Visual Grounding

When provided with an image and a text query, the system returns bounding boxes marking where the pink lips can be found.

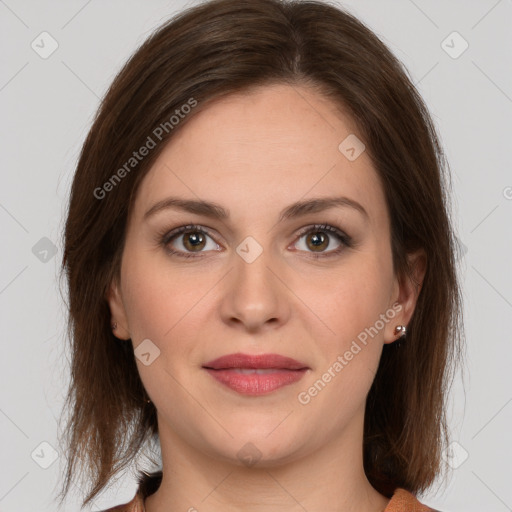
[203,353,309,395]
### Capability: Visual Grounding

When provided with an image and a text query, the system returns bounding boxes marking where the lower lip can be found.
[204,368,307,395]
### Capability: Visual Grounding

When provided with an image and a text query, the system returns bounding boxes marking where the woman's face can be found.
[108,83,419,466]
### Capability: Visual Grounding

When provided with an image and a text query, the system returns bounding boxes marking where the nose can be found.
[219,243,291,333]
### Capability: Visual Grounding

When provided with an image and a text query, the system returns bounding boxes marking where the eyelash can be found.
[157,223,353,260]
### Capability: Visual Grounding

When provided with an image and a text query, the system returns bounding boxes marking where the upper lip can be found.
[203,353,308,370]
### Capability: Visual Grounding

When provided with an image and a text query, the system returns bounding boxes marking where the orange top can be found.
[102,487,439,511]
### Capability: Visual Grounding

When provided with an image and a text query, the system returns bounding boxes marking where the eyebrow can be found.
[144,195,368,222]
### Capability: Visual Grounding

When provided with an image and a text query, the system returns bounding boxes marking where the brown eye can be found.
[305,231,329,252]
[161,224,221,258]
[293,224,351,258]
[181,230,207,252]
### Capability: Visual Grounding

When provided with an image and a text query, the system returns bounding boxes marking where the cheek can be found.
[296,267,390,419]
[296,255,394,409]
[304,259,392,342]
[120,247,210,341]
[122,273,172,342]
[119,250,210,395]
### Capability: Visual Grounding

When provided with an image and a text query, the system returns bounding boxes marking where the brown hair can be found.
[58,0,463,506]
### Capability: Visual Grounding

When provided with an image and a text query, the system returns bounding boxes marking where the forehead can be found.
[133,84,387,226]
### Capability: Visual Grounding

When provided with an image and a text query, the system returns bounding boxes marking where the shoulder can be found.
[385,488,442,512]
[100,491,145,512]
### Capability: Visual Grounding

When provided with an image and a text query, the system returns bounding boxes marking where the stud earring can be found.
[394,325,407,337]
[111,322,118,330]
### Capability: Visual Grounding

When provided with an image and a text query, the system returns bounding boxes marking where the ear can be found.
[106,277,131,340]
[384,249,427,344]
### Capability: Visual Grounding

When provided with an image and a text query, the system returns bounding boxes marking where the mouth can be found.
[203,352,308,371]
[202,353,309,395]
[216,368,295,374]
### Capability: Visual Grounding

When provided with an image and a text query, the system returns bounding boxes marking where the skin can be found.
[108,83,426,512]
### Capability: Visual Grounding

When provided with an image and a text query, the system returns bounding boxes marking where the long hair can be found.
[58,0,463,506]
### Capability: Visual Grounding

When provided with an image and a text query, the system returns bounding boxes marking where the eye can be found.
[160,224,220,259]
[292,224,352,258]
[158,223,352,260]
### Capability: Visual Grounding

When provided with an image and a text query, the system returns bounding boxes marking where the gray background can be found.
[1,0,511,511]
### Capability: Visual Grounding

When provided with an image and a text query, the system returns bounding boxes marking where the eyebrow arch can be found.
[144,196,368,222]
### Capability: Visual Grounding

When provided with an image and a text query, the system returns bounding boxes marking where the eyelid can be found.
[160,223,218,245]
[294,223,350,242]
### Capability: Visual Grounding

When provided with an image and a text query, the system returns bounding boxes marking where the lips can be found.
[203,353,309,395]
[203,352,308,371]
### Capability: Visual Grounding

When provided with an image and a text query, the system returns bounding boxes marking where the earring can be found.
[394,325,407,337]
[111,322,118,330]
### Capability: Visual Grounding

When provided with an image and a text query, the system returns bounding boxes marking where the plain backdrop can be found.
[1,1,511,511]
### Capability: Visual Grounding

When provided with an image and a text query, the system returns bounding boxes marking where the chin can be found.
[211,429,308,468]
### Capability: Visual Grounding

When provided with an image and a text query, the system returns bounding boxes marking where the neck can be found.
[144,409,389,512]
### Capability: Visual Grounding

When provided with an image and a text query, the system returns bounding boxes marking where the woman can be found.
[58,0,463,510]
